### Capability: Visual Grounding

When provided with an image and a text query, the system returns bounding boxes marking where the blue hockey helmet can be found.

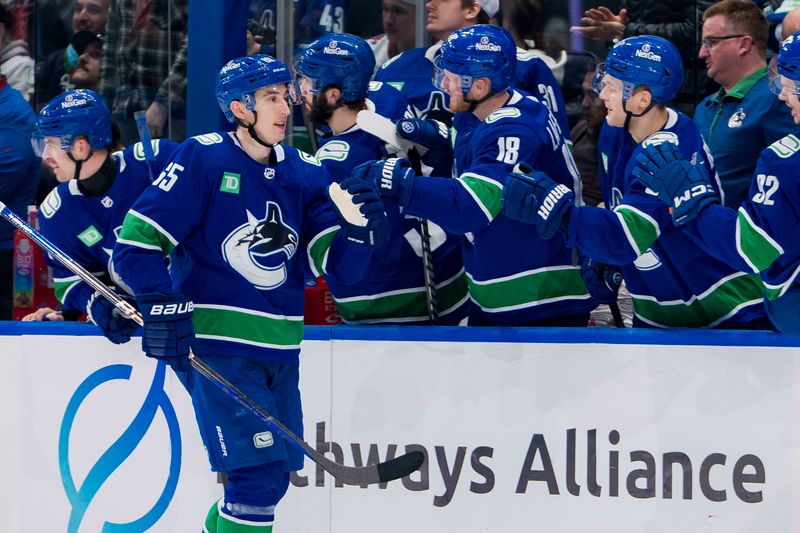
[433,24,517,94]
[33,89,112,155]
[216,54,298,122]
[294,33,376,103]
[769,31,800,96]
[593,35,683,104]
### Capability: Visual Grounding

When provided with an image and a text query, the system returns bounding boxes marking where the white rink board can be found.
[0,324,799,532]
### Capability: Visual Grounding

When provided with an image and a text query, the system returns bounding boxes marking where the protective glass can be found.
[768,57,800,96]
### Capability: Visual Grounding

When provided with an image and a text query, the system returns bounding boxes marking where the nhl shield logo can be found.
[101,196,113,208]
[264,167,276,180]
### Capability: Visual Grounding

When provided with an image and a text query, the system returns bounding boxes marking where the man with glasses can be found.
[695,0,797,208]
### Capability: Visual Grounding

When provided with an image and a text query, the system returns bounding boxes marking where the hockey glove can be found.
[396,118,453,174]
[354,157,416,207]
[328,177,389,248]
[632,142,719,226]
[87,291,139,344]
[137,291,194,370]
[580,257,623,305]
[503,163,574,240]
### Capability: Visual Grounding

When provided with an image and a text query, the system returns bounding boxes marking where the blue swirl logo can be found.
[58,361,182,532]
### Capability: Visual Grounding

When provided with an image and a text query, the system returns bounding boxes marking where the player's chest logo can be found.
[728,108,746,129]
[101,196,113,208]
[221,202,299,290]
[264,167,276,180]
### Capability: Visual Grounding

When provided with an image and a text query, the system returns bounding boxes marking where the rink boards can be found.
[0,323,799,532]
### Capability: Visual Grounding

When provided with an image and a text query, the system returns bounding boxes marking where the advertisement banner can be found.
[0,326,798,532]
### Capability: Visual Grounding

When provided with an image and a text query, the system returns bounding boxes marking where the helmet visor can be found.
[432,63,473,94]
[31,133,71,157]
[768,57,800,97]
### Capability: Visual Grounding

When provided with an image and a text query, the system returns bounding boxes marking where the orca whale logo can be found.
[222,202,299,290]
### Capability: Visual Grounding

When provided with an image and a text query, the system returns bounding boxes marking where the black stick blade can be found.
[376,450,425,483]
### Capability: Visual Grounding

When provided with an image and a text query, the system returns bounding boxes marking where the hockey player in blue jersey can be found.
[33,89,178,338]
[113,55,387,532]
[294,32,469,324]
[375,0,568,134]
[503,36,769,329]
[633,31,800,335]
[357,25,594,326]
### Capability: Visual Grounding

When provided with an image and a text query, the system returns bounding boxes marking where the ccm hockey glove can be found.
[328,176,389,248]
[137,291,194,369]
[503,163,574,239]
[632,142,719,226]
[87,291,139,344]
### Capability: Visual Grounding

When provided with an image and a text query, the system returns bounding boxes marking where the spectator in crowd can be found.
[498,0,567,83]
[368,0,417,70]
[0,4,34,101]
[36,0,109,108]
[0,74,40,319]
[68,30,104,91]
[570,0,715,112]
[99,0,188,144]
[571,68,606,206]
[695,0,797,208]
[502,36,769,329]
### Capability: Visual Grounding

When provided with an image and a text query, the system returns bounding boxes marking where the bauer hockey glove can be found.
[632,142,719,226]
[137,291,194,369]
[354,157,416,207]
[328,176,389,248]
[87,291,139,344]
[580,257,623,305]
[503,163,574,240]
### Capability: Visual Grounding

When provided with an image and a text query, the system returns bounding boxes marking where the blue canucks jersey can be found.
[403,90,593,325]
[315,82,469,324]
[683,133,800,301]
[113,133,370,365]
[566,109,766,328]
[376,43,569,135]
[38,140,178,312]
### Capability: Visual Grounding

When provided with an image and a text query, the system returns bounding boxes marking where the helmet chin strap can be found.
[237,110,280,149]
[67,147,95,181]
[464,88,497,113]
[622,98,656,132]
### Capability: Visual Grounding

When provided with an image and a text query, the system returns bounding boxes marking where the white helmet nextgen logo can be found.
[475,35,501,52]
[324,40,349,56]
[635,43,662,62]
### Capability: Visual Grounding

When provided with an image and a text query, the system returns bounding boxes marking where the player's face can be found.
[598,74,626,127]
[40,137,77,182]
[778,77,800,124]
[383,0,416,51]
[251,84,292,144]
[440,70,471,112]
[426,0,470,39]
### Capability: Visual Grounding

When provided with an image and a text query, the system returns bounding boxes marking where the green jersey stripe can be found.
[119,211,177,255]
[467,266,589,311]
[459,173,503,221]
[736,208,783,273]
[630,272,764,327]
[614,205,660,256]
[193,305,303,348]
[335,270,469,322]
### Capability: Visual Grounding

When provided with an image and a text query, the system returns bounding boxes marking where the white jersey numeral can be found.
[153,162,184,192]
[537,83,559,114]
[319,5,344,32]
[752,174,779,206]
[496,136,520,164]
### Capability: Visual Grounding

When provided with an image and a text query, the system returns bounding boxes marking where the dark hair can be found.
[0,5,14,33]
[704,0,769,55]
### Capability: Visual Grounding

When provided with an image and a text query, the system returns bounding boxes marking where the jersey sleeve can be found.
[113,139,212,295]
[405,114,544,234]
[684,146,790,275]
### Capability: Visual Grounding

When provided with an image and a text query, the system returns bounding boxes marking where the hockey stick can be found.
[0,201,423,485]
[356,110,439,324]
[134,110,157,180]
